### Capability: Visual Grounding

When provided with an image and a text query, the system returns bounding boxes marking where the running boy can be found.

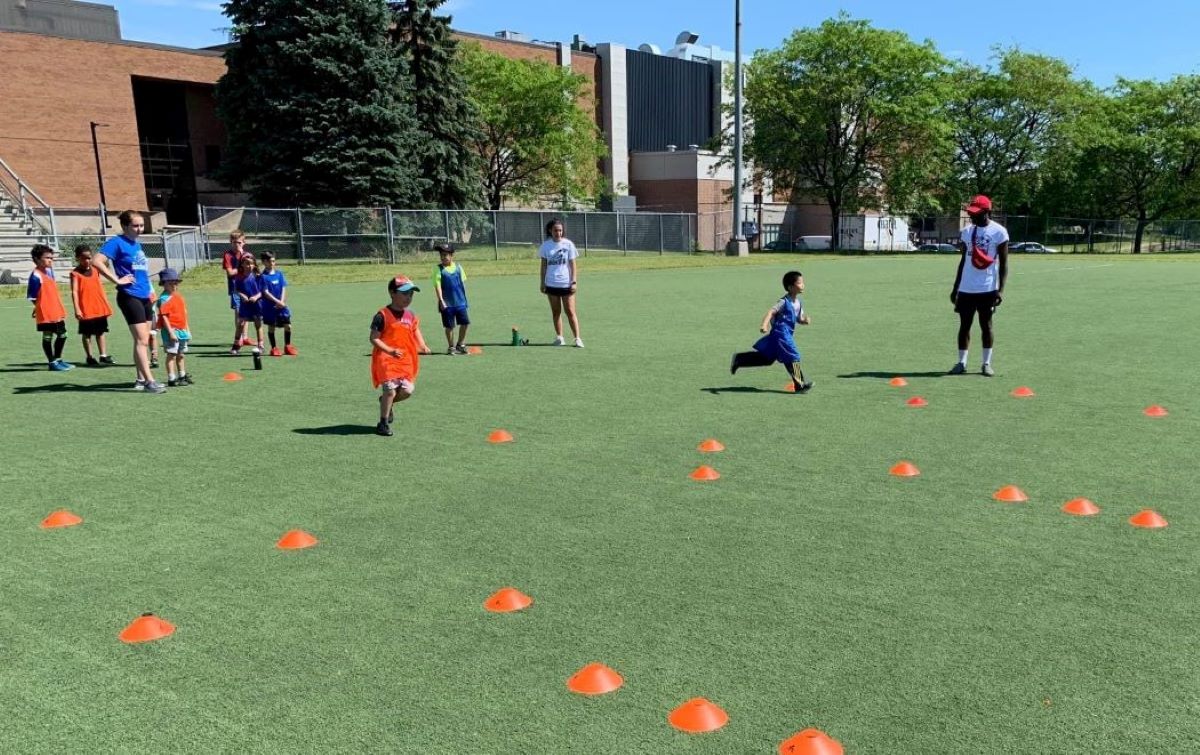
[69,244,115,366]
[370,275,429,437]
[433,243,469,354]
[156,268,192,387]
[231,255,264,354]
[258,252,296,356]
[27,244,73,371]
[730,270,813,393]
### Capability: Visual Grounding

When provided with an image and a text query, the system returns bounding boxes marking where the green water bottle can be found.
[511,327,522,346]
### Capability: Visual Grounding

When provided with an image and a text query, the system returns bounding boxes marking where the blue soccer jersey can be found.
[434,263,468,309]
[258,269,291,319]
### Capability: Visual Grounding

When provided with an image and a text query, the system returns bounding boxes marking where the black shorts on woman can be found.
[117,291,155,325]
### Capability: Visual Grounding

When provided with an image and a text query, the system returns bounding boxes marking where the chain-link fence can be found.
[199,207,698,262]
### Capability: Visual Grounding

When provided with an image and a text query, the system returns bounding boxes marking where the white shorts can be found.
[381,378,414,394]
[164,340,190,355]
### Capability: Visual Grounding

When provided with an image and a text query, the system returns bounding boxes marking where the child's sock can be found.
[168,372,178,382]
[42,336,55,363]
[982,348,993,366]
[268,331,277,348]
[957,349,968,365]
[284,329,292,347]
[53,335,66,360]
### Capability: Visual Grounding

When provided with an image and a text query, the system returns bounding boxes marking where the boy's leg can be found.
[267,324,277,349]
[81,334,95,360]
[444,326,455,350]
[979,300,996,374]
[730,350,774,374]
[98,332,111,360]
[283,324,292,348]
[457,323,469,348]
[783,361,811,392]
[254,318,264,348]
[53,331,67,361]
[41,332,55,364]
[378,386,397,435]
[232,318,244,352]
[955,305,975,368]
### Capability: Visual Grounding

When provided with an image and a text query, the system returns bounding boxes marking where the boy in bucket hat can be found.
[369,275,430,436]
[949,194,1008,377]
[156,267,192,387]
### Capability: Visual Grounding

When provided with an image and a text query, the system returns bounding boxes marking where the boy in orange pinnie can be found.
[69,244,115,366]
[27,244,73,371]
[370,275,429,437]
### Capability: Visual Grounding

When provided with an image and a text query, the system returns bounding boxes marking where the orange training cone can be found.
[1143,405,1168,418]
[889,377,908,387]
[1011,386,1035,398]
[906,396,927,407]
[669,698,728,733]
[119,613,175,644]
[1129,509,1167,529]
[223,372,243,382]
[467,346,483,355]
[698,438,725,453]
[993,485,1029,503]
[889,461,920,477]
[40,510,83,529]
[689,465,720,481]
[779,728,845,755]
[488,429,514,444]
[484,587,532,613]
[567,663,624,695]
[276,529,319,549]
[1062,497,1100,516]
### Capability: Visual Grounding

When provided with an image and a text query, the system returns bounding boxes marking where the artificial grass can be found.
[0,255,1196,753]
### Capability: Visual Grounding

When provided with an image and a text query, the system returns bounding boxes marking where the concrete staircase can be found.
[0,196,53,282]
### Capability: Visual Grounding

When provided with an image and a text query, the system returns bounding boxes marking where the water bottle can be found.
[511,327,522,346]
[253,351,263,370]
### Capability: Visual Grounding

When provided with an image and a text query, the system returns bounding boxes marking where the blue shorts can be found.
[238,301,262,321]
[262,306,292,325]
[440,306,470,329]
[229,293,240,310]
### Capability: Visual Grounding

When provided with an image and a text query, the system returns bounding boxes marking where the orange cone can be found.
[1011,386,1035,398]
[40,510,83,529]
[488,429,514,444]
[1062,497,1100,516]
[669,698,728,733]
[993,485,1028,502]
[484,587,532,613]
[467,346,483,355]
[1129,509,1167,528]
[906,396,927,407]
[889,377,908,387]
[889,461,920,477]
[119,613,175,644]
[698,438,725,453]
[276,529,319,549]
[1143,405,1168,418]
[223,372,243,382]
[689,465,720,481]
[566,663,623,695]
[779,728,844,755]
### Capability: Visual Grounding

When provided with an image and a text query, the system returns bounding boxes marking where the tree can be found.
[1052,77,1200,252]
[217,0,423,207]
[944,49,1088,209]
[389,0,482,208]
[742,16,951,245]
[459,44,605,210]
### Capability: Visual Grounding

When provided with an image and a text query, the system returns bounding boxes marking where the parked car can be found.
[763,235,834,251]
[918,243,959,252]
[1011,241,1058,253]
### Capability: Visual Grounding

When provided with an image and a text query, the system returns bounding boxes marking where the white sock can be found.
[168,373,177,381]
[982,348,993,365]
[958,350,968,365]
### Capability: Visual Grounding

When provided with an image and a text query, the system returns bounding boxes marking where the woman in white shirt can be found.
[538,218,583,347]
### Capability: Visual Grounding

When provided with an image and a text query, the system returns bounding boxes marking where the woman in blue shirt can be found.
[94,210,165,393]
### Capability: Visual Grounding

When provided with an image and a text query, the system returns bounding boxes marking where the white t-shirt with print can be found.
[539,238,578,288]
[957,220,1009,293]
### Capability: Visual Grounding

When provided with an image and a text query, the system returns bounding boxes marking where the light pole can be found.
[728,0,748,256]
[90,121,110,228]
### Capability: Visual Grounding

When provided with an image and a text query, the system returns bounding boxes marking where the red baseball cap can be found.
[966,195,992,214]
[388,275,420,293]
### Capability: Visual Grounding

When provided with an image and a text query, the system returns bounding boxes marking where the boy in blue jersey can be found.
[730,270,813,393]
[258,252,296,356]
[433,243,470,355]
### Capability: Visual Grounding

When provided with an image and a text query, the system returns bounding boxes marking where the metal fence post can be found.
[443,209,451,244]
[659,213,665,254]
[582,212,589,256]
[385,207,396,263]
[621,213,628,255]
[296,208,306,263]
[492,210,499,260]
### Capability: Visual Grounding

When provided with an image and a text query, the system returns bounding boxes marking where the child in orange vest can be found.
[156,268,192,387]
[26,244,73,371]
[369,275,429,436]
[69,244,115,366]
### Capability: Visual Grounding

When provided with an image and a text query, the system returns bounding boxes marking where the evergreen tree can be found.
[389,0,482,208]
[217,0,423,207]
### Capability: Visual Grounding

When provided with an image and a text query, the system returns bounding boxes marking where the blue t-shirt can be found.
[435,263,468,309]
[99,234,151,299]
[25,267,54,300]
[258,269,291,318]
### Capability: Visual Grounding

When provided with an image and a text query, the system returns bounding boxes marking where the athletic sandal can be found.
[948,362,967,375]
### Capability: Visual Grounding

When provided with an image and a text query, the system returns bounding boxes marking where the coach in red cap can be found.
[948,194,1008,376]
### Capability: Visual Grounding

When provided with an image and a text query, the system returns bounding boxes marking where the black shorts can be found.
[954,291,999,315]
[545,286,575,297]
[266,314,292,326]
[36,321,67,335]
[117,291,155,325]
[78,317,109,336]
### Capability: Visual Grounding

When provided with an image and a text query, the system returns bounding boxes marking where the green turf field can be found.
[1,255,1196,753]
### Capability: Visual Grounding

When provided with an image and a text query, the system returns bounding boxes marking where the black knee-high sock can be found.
[53,336,66,360]
[42,335,55,363]
[284,327,292,347]
[784,361,806,385]
[268,330,277,348]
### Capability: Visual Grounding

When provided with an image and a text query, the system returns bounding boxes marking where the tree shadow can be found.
[702,386,795,395]
[12,382,135,394]
[837,371,949,379]
[292,424,379,436]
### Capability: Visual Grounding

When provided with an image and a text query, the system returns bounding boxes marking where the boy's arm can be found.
[759,306,776,333]
[996,240,1009,303]
[26,275,39,317]
[70,275,84,320]
[433,267,446,309]
[370,329,402,357]
[414,324,430,354]
[950,237,966,303]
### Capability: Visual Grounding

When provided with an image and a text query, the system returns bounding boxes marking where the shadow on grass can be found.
[293,424,379,436]
[13,381,134,394]
[702,386,795,395]
[838,371,949,379]
[0,362,56,373]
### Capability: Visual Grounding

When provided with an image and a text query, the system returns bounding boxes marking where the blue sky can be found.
[113,0,1198,86]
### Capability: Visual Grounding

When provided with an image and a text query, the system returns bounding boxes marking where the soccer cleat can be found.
[181,374,194,385]
[99,354,115,365]
[730,353,739,375]
[948,362,967,375]
[269,347,282,357]
[144,381,167,394]
[454,344,468,354]
[56,359,74,370]
[86,357,100,367]
[552,335,565,346]
[981,363,995,377]
[574,338,585,348]
[284,344,298,356]
[49,360,70,372]
[376,421,393,437]
[795,381,814,393]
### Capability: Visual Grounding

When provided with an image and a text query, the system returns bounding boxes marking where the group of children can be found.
[223,231,296,357]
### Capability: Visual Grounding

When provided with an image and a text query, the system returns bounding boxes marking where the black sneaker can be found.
[795,381,814,393]
[376,421,393,437]
[454,344,469,354]
[181,374,194,385]
[446,347,456,356]
[86,357,100,367]
[150,357,159,369]
[948,362,967,375]
[99,355,116,365]
[167,378,179,387]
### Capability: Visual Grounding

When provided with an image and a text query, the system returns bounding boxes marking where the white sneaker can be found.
[574,338,584,348]
[552,335,565,346]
